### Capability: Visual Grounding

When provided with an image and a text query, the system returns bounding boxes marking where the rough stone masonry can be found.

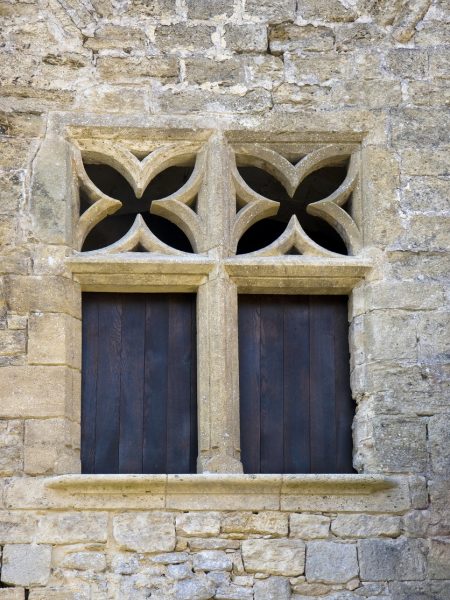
[0,0,449,598]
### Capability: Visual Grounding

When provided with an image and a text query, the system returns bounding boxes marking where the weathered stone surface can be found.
[1,544,51,587]
[389,581,450,600]
[245,0,295,23]
[331,515,401,538]
[0,590,25,600]
[0,366,74,418]
[173,575,216,600]
[97,57,179,82]
[297,0,357,22]
[224,24,268,53]
[269,24,335,53]
[113,512,176,552]
[242,539,305,576]
[254,576,291,600]
[215,584,253,599]
[0,511,37,543]
[61,551,107,572]
[222,512,288,536]
[0,420,23,475]
[176,512,221,537]
[306,541,358,583]
[429,537,450,579]
[186,0,234,19]
[290,514,330,539]
[154,24,215,52]
[359,538,427,581]
[36,512,107,543]
[28,313,80,367]
[193,550,232,572]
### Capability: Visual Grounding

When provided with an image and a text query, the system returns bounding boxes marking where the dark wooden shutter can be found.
[81,292,197,474]
[238,295,354,474]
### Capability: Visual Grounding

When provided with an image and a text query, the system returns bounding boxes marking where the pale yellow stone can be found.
[28,313,81,368]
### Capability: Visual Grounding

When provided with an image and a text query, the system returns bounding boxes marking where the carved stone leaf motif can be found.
[73,140,204,255]
[231,143,362,257]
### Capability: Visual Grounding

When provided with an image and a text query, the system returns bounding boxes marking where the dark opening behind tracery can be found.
[236,165,349,255]
[80,164,194,252]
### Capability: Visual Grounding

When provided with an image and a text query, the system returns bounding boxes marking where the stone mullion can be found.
[196,133,243,473]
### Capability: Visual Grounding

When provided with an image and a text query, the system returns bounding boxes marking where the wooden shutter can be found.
[238,295,354,474]
[81,292,197,474]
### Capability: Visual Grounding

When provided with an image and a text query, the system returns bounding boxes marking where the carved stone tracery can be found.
[71,130,367,474]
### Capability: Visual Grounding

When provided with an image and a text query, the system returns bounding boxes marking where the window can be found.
[71,131,368,475]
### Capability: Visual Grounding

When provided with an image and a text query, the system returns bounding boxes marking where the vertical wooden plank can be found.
[309,296,337,473]
[93,294,122,474]
[283,296,311,473]
[238,296,261,473]
[81,294,99,474]
[119,294,146,473]
[190,295,198,474]
[260,296,284,472]
[333,297,354,473]
[142,294,169,474]
[167,294,195,473]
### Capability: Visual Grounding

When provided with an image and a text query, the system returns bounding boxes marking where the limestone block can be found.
[193,550,232,572]
[401,148,450,176]
[359,538,427,581]
[331,79,402,109]
[389,581,450,600]
[370,417,428,473]
[28,312,80,368]
[224,24,268,53]
[97,57,179,82]
[215,584,253,599]
[0,366,74,418]
[0,420,23,475]
[36,512,108,544]
[306,541,358,584]
[417,313,450,363]
[428,415,450,475]
[113,512,176,553]
[332,515,401,538]
[429,538,450,579]
[242,539,305,576]
[0,214,18,246]
[156,88,272,115]
[81,85,148,114]
[391,109,449,147]
[222,512,288,536]
[269,24,334,53]
[0,590,25,599]
[244,56,284,90]
[353,281,445,314]
[84,25,146,51]
[0,171,25,214]
[430,48,450,79]
[245,0,295,23]
[400,215,450,251]
[186,0,234,19]
[285,54,353,84]
[400,177,450,213]
[297,0,356,21]
[30,136,72,244]
[154,24,215,52]
[336,23,384,50]
[386,49,428,79]
[0,330,26,356]
[290,514,330,539]
[184,58,243,86]
[0,511,37,544]
[361,312,418,363]
[6,314,27,330]
[254,576,291,600]
[6,276,80,317]
[0,138,36,170]
[187,538,240,551]
[173,576,216,600]
[28,585,90,600]
[1,544,51,587]
[176,512,221,537]
[167,563,193,580]
[152,552,190,564]
[61,551,107,572]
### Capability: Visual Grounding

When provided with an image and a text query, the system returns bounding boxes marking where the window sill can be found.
[39,473,417,513]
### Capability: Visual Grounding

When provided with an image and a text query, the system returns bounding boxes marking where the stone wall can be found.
[0,0,449,598]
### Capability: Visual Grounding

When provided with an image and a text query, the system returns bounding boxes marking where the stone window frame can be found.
[33,112,376,478]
